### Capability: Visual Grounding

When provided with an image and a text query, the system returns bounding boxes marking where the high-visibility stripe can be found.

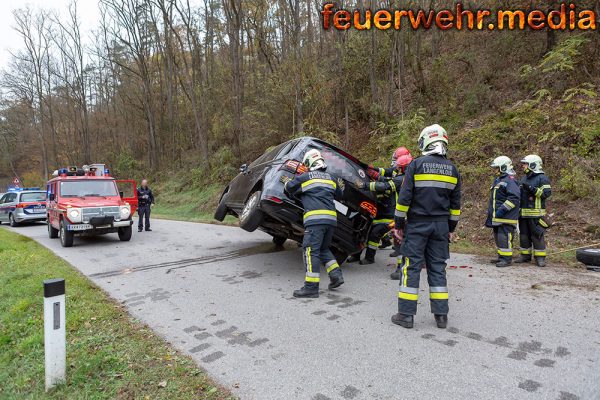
[395,210,407,218]
[498,249,512,256]
[539,219,549,228]
[398,292,418,301]
[306,247,313,273]
[301,179,336,189]
[414,181,456,190]
[389,180,396,192]
[504,200,515,209]
[414,174,458,184]
[368,241,379,249]
[430,292,449,300]
[373,218,393,224]
[305,276,320,283]
[534,250,547,257]
[396,204,409,212]
[369,182,376,191]
[492,217,518,225]
[521,208,546,217]
[403,257,409,287]
[326,260,339,273]
[450,209,461,216]
[520,248,532,255]
[304,210,337,221]
[379,168,385,175]
[535,188,544,197]
[400,287,418,294]
[541,185,551,189]
[429,286,447,293]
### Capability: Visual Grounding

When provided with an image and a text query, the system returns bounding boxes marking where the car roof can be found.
[48,176,115,183]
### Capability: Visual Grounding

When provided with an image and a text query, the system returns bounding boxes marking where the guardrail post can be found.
[43,278,66,391]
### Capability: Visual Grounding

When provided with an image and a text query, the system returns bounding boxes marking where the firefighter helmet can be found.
[303,149,326,171]
[490,155,513,174]
[396,153,413,173]
[418,124,448,152]
[520,154,543,173]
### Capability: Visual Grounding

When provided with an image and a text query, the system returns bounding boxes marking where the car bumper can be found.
[14,211,47,222]
[67,219,132,231]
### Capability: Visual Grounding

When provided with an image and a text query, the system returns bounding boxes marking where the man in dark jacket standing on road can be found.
[282,149,344,298]
[515,155,552,267]
[137,179,155,232]
[486,156,521,268]
[392,124,461,329]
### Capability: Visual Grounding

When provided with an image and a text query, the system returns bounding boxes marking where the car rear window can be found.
[20,192,47,202]
[304,145,368,185]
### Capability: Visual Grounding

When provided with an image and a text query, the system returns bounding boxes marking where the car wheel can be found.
[48,220,59,239]
[239,191,264,232]
[214,193,229,222]
[118,226,133,241]
[272,235,287,247]
[60,219,74,247]
[576,248,600,269]
[9,213,18,227]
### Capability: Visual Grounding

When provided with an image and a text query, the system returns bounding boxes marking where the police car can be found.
[0,188,47,227]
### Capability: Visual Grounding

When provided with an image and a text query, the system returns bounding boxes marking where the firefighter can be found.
[391,124,461,329]
[515,155,552,267]
[486,156,521,268]
[137,179,155,232]
[282,149,345,298]
[366,146,411,180]
[351,152,414,266]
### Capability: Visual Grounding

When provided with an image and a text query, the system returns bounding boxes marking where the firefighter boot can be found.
[359,249,376,265]
[293,285,319,298]
[496,258,512,268]
[347,254,361,263]
[434,314,448,329]
[379,236,392,249]
[328,269,344,290]
[536,257,546,267]
[514,255,532,264]
[391,313,414,329]
[390,268,401,280]
[490,258,500,264]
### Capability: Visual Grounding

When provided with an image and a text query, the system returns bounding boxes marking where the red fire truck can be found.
[46,164,138,247]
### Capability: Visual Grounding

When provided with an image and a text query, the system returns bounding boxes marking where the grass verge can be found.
[0,228,234,400]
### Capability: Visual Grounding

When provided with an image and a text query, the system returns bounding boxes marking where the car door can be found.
[4,193,17,220]
[0,194,7,222]
[116,180,139,214]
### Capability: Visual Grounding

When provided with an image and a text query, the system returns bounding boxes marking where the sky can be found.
[0,0,101,71]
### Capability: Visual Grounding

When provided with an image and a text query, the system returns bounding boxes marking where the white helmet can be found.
[520,154,543,173]
[490,155,514,174]
[303,149,327,171]
[418,124,448,153]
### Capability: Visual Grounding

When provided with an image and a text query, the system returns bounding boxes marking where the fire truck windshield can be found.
[60,180,118,197]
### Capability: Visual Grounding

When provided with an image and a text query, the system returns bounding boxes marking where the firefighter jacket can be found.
[284,169,343,227]
[137,187,154,206]
[369,174,405,222]
[395,154,461,232]
[486,173,520,227]
[519,172,551,218]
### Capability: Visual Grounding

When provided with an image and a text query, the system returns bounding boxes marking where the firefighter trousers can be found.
[302,225,341,289]
[493,224,515,261]
[365,221,392,261]
[398,220,449,316]
[518,218,546,260]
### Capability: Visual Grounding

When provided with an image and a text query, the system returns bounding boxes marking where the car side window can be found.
[0,194,6,204]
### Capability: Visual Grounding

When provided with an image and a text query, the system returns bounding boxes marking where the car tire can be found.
[118,226,133,241]
[60,219,74,247]
[9,213,18,227]
[214,193,229,222]
[576,248,600,268]
[239,191,264,232]
[48,221,59,239]
[272,235,287,247]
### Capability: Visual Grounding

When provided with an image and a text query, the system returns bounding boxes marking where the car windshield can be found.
[60,180,118,197]
[20,192,47,202]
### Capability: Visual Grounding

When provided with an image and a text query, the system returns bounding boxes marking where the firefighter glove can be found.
[366,166,380,180]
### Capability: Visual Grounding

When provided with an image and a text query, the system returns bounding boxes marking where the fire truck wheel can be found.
[118,226,133,241]
[9,213,19,227]
[60,220,74,247]
[48,220,59,239]
[239,191,264,232]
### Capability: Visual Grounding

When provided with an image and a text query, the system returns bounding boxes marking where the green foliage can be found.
[558,158,600,201]
[114,150,141,180]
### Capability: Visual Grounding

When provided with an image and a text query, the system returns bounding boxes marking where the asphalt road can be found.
[5,219,600,400]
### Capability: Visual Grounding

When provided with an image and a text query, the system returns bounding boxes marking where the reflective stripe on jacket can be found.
[519,172,551,218]
[369,173,404,220]
[284,169,342,227]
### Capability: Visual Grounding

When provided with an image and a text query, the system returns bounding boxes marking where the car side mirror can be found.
[119,191,124,198]
[49,194,55,201]
[240,164,248,174]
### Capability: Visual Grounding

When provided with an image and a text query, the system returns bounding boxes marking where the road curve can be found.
[4,219,600,400]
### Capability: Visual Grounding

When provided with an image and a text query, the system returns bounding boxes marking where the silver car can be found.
[0,190,47,226]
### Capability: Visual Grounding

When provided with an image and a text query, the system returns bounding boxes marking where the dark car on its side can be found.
[214,137,378,264]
